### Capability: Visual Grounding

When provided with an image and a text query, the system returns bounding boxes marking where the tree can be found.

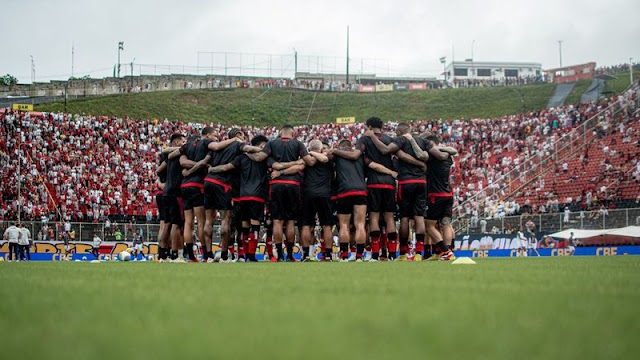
[1,74,18,87]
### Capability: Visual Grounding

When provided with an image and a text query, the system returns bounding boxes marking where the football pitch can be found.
[1,257,639,360]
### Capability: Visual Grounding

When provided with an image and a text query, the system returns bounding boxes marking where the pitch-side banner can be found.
[375,84,394,92]
[359,85,375,92]
[393,84,409,91]
[409,83,428,90]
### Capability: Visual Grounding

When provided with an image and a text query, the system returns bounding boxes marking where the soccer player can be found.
[177,126,236,262]
[403,133,457,260]
[365,123,429,261]
[356,117,398,261]
[328,139,368,261]
[231,135,270,262]
[162,133,187,262]
[249,125,319,261]
[155,151,170,261]
[203,128,260,262]
[300,140,333,262]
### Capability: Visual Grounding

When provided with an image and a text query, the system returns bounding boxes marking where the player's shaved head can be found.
[338,139,352,149]
[281,125,294,137]
[201,126,215,137]
[396,123,410,135]
[309,139,323,152]
[169,133,184,145]
[426,134,441,144]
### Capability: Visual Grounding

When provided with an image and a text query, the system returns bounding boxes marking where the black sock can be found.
[185,243,194,259]
[424,246,433,258]
[303,246,309,259]
[276,243,284,259]
[221,250,229,261]
[170,250,178,260]
[324,248,333,259]
[158,247,165,259]
[286,241,294,260]
[207,251,214,259]
[356,244,365,258]
[399,238,408,255]
[339,243,349,259]
[435,241,449,253]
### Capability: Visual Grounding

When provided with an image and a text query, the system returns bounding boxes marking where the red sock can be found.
[266,237,274,257]
[248,233,258,255]
[416,240,425,254]
[388,240,398,254]
[238,244,245,258]
[380,233,388,254]
[400,244,409,255]
[371,239,380,254]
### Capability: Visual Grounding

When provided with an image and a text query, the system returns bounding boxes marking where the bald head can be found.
[396,123,410,135]
[308,139,323,152]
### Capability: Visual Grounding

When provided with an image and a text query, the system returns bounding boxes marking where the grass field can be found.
[36,83,556,126]
[1,257,639,360]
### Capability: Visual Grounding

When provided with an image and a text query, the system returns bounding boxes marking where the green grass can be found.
[563,79,592,105]
[1,257,639,360]
[36,83,556,126]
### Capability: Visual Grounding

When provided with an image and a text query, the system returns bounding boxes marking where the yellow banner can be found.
[12,103,33,111]
[375,84,394,92]
[336,117,356,124]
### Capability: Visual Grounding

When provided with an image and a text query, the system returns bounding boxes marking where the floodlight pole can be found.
[346,26,350,85]
[558,40,563,68]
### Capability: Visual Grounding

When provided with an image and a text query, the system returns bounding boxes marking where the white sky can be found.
[3,0,639,83]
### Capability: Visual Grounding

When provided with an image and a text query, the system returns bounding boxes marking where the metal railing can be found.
[462,207,640,235]
[0,221,160,243]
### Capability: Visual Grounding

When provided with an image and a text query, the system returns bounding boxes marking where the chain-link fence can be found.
[459,207,640,235]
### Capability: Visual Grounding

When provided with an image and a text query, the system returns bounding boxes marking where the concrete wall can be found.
[0,74,277,98]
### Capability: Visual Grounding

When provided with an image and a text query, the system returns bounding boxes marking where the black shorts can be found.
[163,195,184,226]
[426,196,453,221]
[204,182,233,211]
[398,182,427,218]
[231,200,243,228]
[336,195,367,215]
[155,194,166,222]
[181,186,204,210]
[269,184,301,221]
[302,195,333,227]
[239,200,264,222]
[367,186,396,213]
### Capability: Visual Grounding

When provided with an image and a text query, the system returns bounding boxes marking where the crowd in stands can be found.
[1,80,639,225]
[451,75,545,88]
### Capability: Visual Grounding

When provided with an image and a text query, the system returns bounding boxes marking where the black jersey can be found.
[233,154,268,201]
[163,155,183,197]
[356,133,395,187]
[262,136,309,183]
[427,155,454,195]
[180,138,213,186]
[303,160,333,198]
[392,136,430,181]
[204,142,246,188]
[156,153,168,195]
[332,154,366,197]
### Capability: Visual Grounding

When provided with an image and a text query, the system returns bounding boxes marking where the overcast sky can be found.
[3,0,639,83]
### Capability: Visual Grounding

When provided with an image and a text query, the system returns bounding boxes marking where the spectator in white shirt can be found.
[92,233,102,260]
[3,223,22,261]
[19,224,31,261]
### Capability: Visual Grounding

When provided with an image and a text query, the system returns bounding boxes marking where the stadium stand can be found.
[1,81,638,224]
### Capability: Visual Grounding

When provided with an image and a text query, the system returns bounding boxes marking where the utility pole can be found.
[558,40,563,68]
[346,25,350,85]
[131,58,135,89]
[117,41,124,77]
[293,48,298,78]
[71,41,75,78]
[30,55,35,83]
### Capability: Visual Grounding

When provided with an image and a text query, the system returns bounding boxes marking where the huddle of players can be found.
[154,117,457,262]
